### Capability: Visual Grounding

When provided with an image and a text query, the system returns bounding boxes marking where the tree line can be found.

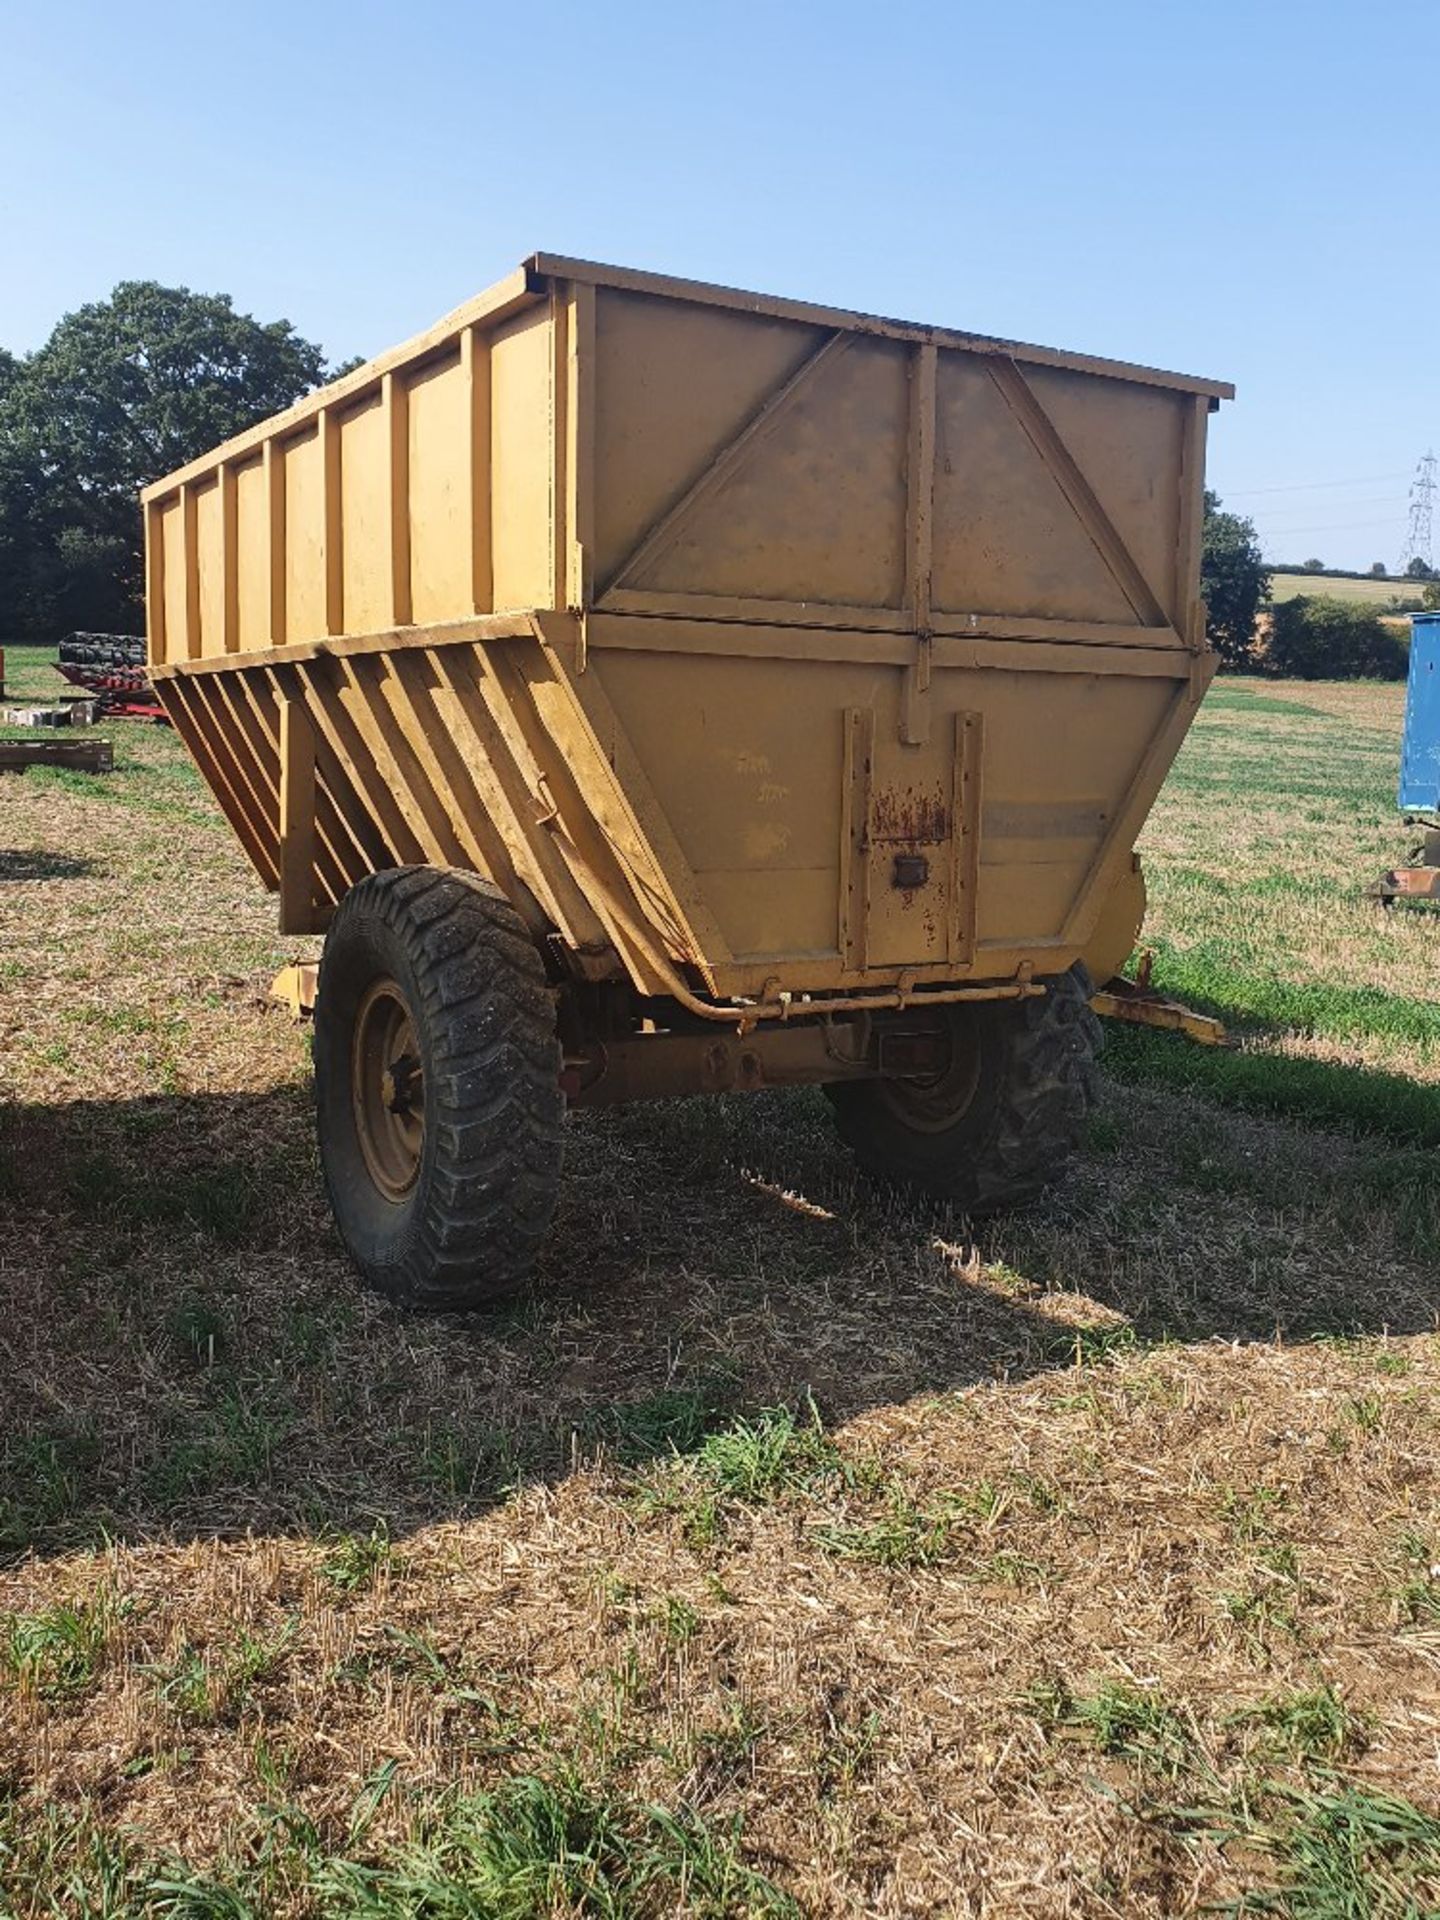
[0,283,351,641]
[1202,493,1419,681]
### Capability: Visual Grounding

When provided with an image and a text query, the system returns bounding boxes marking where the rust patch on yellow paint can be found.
[870,784,950,847]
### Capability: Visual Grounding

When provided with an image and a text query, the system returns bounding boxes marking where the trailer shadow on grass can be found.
[1107,1023,1440,1149]
[0,847,98,883]
[1,1064,1437,1563]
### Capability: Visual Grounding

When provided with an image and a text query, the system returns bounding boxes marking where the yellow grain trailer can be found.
[142,255,1230,1306]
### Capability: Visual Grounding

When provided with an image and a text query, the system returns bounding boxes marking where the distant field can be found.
[1268,571,1423,607]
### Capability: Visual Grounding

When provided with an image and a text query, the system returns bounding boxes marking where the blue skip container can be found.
[1399,612,1440,814]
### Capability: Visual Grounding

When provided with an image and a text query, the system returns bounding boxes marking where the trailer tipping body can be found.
[143,254,1229,1012]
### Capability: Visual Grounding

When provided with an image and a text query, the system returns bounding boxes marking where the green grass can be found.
[319,1771,798,1919]
[1191,1782,1440,1917]
[0,1769,797,1919]
[1232,1688,1368,1765]
[1133,941,1440,1050]
[1117,673,1440,1146]
[1219,1485,1290,1545]
[154,1619,298,1726]
[1104,1027,1440,1149]
[1389,1531,1440,1626]
[318,1526,396,1595]
[1202,686,1333,720]
[812,1485,961,1569]
[64,1158,271,1243]
[582,1379,740,1464]
[0,640,219,828]
[0,1423,105,1553]
[140,1388,294,1508]
[4,1592,128,1699]
[632,1401,858,1549]
[1,640,69,704]
[1028,1676,1196,1778]
[1030,1677,1424,1911]
[685,1402,846,1502]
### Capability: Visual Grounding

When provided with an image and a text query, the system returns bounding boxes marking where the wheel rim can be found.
[351,977,424,1201]
[876,1015,984,1134]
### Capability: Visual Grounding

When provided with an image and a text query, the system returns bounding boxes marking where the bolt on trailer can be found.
[142,255,1232,1307]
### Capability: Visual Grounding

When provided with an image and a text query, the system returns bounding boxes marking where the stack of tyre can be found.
[60,632,148,673]
[57,632,156,711]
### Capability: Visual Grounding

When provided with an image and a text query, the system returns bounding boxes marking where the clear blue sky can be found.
[3,0,1436,572]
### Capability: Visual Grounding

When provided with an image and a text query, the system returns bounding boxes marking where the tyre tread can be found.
[315,866,563,1309]
[829,965,1103,1215]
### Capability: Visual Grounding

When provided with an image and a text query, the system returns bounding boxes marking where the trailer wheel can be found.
[826,964,1103,1215]
[313,867,563,1309]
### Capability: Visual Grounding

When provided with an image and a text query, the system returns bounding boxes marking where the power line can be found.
[1248,495,1407,522]
[1268,515,1408,533]
[1399,453,1436,573]
[1260,515,1407,541]
[1224,471,1410,498]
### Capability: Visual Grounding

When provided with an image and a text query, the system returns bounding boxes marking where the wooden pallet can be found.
[0,738,114,774]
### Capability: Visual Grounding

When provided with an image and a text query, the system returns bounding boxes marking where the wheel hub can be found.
[381,1053,421,1115]
[352,978,424,1201]
[876,1012,983,1133]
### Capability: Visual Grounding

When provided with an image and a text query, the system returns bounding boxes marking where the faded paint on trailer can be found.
[142,256,1229,1007]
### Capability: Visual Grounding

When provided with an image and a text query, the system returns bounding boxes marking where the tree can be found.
[1370,561,1388,577]
[1422,580,1440,611]
[1301,557,1325,572]
[1268,595,1409,680]
[1404,556,1435,580]
[0,283,345,641]
[1201,490,1271,667]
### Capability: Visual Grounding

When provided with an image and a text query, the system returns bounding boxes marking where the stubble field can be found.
[1266,573,1424,610]
[3,650,1440,1917]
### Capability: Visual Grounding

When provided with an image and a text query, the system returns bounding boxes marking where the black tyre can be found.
[313,866,564,1308]
[826,964,1103,1215]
